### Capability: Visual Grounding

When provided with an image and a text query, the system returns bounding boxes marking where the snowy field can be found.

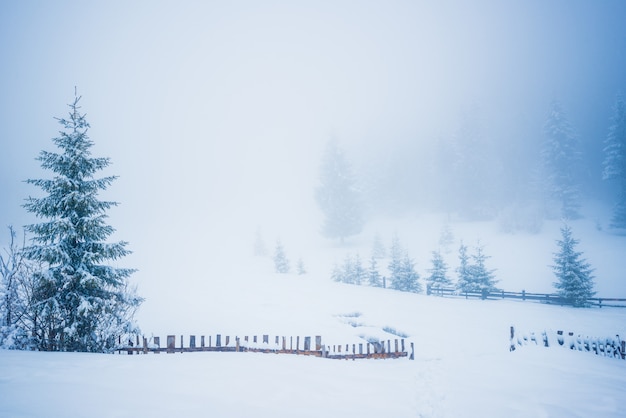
[2,215,626,417]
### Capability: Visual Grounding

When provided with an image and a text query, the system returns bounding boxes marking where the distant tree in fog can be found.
[367,255,383,288]
[387,234,403,281]
[315,139,364,243]
[438,223,454,254]
[273,240,290,274]
[542,100,582,220]
[447,107,502,220]
[602,94,626,229]
[331,253,365,285]
[371,233,386,259]
[552,224,595,307]
[455,242,472,292]
[296,258,306,275]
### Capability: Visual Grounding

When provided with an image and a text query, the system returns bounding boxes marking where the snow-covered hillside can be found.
[2,215,626,417]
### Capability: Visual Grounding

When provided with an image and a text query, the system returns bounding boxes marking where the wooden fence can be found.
[427,285,626,308]
[117,333,413,360]
[509,326,626,360]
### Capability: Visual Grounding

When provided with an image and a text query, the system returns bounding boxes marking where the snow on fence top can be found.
[509,326,626,360]
[117,333,413,360]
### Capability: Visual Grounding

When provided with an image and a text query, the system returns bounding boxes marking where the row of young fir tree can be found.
[330,225,596,307]
[331,235,499,295]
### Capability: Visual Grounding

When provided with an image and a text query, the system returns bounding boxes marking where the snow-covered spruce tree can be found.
[273,240,290,274]
[551,224,595,307]
[467,243,498,293]
[541,100,583,220]
[602,94,626,229]
[391,252,421,293]
[22,93,141,352]
[315,138,364,243]
[426,249,452,294]
[367,255,383,288]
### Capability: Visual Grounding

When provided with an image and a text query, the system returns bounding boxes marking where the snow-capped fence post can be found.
[263,335,269,344]
[167,335,175,353]
[522,290,526,301]
[216,334,221,347]
[201,336,205,348]
[154,336,160,353]
[304,336,311,351]
[189,335,196,349]
[410,342,414,360]
[315,336,322,351]
[282,336,286,350]
[225,336,230,346]
[180,335,184,351]
[143,337,148,354]
[296,336,300,351]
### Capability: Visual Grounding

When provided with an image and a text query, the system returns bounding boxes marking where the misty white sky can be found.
[1,1,626,299]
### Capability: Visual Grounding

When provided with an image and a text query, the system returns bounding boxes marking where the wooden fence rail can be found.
[116,334,413,360]
[427,285,626,308]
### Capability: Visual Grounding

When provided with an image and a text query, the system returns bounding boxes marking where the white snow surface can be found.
[2,216,626,417]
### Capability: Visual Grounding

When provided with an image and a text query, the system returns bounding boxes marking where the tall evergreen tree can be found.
[541,100,583,219]
[427,249,452,293]
[552,224,595,307]
[315,139,364,243]
[23,92,141,352]
[602,94,626,229]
